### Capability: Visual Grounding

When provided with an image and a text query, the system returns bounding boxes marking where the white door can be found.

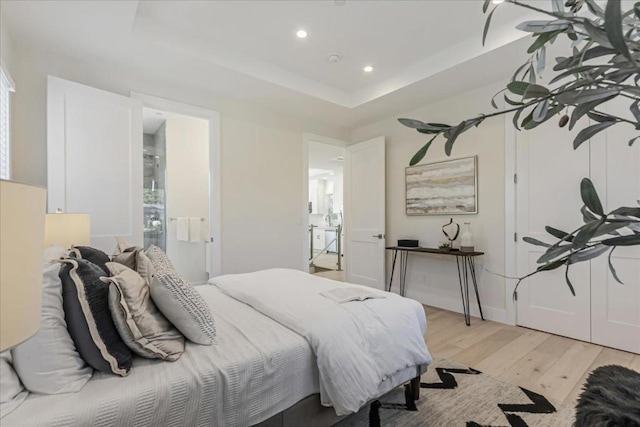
[590,101,640,353]
[345,136,386,288]
[47,76,143,253]
[516,119,591,342]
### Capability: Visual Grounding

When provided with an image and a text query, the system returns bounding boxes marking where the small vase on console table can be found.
[460,222,474,253]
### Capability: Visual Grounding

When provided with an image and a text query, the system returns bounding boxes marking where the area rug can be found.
[337,359,575,427]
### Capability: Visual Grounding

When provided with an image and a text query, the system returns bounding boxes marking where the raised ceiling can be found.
[1,0,538,130]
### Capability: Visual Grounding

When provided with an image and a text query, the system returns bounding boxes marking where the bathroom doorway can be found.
[140,97,221,285]
[307,138,346,280]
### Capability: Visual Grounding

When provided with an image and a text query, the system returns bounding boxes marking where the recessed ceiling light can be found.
[363,65,373,73]
[335,0,346,6]
[327,54,341,63]
[296,29,308,39]
[492,0,504,3]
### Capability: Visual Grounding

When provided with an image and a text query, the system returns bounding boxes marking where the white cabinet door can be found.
[47,76,143,253]
[345,136,386,289]
[590,101,640,353]
[516,118,591,342]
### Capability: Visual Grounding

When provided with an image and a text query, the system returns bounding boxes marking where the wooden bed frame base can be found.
[255,365,427,427]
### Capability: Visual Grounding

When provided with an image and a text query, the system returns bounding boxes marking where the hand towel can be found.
[176,218,189,242]
[189,218,202,243]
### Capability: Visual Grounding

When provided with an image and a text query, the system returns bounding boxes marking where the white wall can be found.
[351,81,509,322]
[165,115,210,284]
[9,44,347,274]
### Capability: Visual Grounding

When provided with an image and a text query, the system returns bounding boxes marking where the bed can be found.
[3,270,431,427]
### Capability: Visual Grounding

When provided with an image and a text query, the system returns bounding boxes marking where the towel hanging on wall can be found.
[176,218,189,242]
[189,218,202,243]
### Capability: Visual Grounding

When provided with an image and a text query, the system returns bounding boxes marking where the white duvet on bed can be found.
[212,268,433,416]
[2,286,319,427]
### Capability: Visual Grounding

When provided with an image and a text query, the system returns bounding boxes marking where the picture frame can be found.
[405,155,478,215]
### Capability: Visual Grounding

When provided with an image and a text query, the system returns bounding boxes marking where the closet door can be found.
[590,101,640,353]
[47,76,143,253]
[516,118,591,342]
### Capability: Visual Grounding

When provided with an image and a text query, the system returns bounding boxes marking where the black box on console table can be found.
[398,239,419,247]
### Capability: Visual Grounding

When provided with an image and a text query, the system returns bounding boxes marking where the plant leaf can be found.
[537,244,573,264]
[507,81,530,96]
[568,245,610,263]
[523,236,552,247]
[482,0,491,13]
[556,88,620,106]
[583,20,614,48]
[573,218,605,249]
[516,20,570,33]
[630,136,640,146]
[444,122,466,156]
[601,233,640,246]
[409,135,437,166]
[533,98,550,122]
[581,178,605,216]
[604,0,631,59]
[483,6,497,46]
[536,258,567,272]
[523,84,550,99]
[573,121,616,149]
[569,95,618,130]
[610,206,640,218]
[546,226,574,241]
[608,247,624,284]
[565,264,576,296]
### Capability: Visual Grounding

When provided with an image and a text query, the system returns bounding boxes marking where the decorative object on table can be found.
[398,0,640,294]
[406,156,477,215]
[397,239,419,248]
[437,241,451,250]
[460,222,474,253]
[0,180,47,352]
[44,212,90,249]
[441,218,460,250]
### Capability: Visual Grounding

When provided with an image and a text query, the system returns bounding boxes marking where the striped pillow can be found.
[150,272,216,345]
[59,258,133,376]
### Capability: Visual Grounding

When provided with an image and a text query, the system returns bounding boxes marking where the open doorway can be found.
[307,140,346,281]
[142,107,213,285]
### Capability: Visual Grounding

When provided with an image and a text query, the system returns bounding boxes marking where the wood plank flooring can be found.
[424,306,640,406]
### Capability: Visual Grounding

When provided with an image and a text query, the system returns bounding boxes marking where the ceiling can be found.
[1,0,539,131]
[309,142,345,176]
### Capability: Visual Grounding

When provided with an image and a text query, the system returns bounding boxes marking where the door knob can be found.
[372,234,384,239]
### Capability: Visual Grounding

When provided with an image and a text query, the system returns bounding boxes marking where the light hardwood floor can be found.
[424,306,640,406]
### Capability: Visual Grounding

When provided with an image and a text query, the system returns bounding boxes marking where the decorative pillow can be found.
[146,245,176,274]
[69,246,110,275]
[112,246,155,286]
[0,353,28,419]
[104,262,184,361]
[12,245,93,394]
[59,258,133,376]
[150,272,217,345]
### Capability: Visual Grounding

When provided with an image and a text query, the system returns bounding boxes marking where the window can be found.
[0,64,15,180]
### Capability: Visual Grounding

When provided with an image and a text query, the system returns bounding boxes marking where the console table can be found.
[386,246,485,326]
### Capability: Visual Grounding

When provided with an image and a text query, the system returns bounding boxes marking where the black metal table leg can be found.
[468,257,485,321]
[387,250,398,292]
[400,251,409,297]
[456,256,471,326]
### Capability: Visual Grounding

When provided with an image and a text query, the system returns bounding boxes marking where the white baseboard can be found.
[405,290,509,325]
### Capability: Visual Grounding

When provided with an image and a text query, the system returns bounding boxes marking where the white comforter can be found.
[211,268,433,416]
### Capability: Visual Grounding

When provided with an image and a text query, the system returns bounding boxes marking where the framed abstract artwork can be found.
[405,156,478,215]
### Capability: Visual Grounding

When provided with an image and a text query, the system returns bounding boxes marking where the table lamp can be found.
[0,180,47,352]
[44,212,90,249]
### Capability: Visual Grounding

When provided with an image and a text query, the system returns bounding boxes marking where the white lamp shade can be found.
[0,180,47,352]
[44,213,90,249]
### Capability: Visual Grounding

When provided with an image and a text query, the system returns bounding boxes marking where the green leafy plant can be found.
[399,0,640,295]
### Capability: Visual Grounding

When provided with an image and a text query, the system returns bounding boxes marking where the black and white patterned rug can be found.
[338,359,575,427]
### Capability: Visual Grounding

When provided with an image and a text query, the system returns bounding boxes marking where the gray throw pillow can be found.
[59,258,133,376]
[70,246,110,275]
[104,262,184,361]
[150,272,216,345]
